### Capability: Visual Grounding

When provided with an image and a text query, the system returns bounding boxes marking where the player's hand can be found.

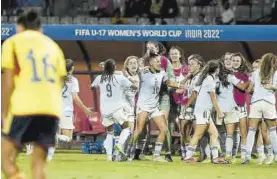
[84,107,93,117]
[176,88,185,94]
[263,84,274,90]
[217,111,224,120]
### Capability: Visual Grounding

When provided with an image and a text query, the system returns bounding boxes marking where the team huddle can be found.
[92,41,277,165]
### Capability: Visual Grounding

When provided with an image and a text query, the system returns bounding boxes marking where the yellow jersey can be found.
[1,30,66,118]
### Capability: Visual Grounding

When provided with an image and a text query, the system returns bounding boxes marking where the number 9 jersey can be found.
[1,31,66,118]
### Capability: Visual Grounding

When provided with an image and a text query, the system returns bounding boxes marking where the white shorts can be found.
[102,108,128,127]
[235,105,248,119]
[124,105,135,122]
[216,112,239,125]
[137,106,163,119]
[59,116,75,130]
[194,109,213,125]
[179,107,195,121]
[249,101,277,120]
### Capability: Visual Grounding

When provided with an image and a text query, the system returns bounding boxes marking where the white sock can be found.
[47,147,55,159]
[185,145,196,159]
[118,128,131,146]
[257,145,265,157]
[265,145,273,156]
[241,144,247,159]
[211,145,219,159]
[57,134,70,143]
[226,135,233,157]
[232,130,240,156]
[154,142,163,156]
[205,144,211,159]
[268,126,277,156]
[104,131,114,158]
[246,127,257,159]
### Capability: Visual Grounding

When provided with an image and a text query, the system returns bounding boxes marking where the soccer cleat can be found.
[114,144,126,157]
[107,155,113,162]
[241,159,250,164]
[47,156,53,162]
[257,154,266,165]
[225,155,232,164]
[153,155,168,162]
[213,157,229,164]
[265,154,274,165]
[165,154,173,162]
[184,157,197,163]
[133,149,141,160]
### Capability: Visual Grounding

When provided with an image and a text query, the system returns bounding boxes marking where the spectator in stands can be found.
[90,0,114,17]
[198,13,207,25]
[220,1,235,24]
[112,8,127,24]
[147,0,164,18]
[124,0,148,17]
[160,0,178,18]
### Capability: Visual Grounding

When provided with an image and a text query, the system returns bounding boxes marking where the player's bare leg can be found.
[232,125,240,159]
[1,137,25,179]
[162,110,173,162]
[127,111,148,160]
[115,122,131,158]
[239,117,248,161]
[180,119,190,160]
[153,115,168,162]
[31,144,48,179]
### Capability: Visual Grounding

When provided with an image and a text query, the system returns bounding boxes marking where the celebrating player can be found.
[179,54,205,160]
[215,57,249,163]
[244,53,277,164]
[184,60,228,164]
[1,9,66,179]
[127,53,181,162]
[91,59,138,161]
[47,59,93,161]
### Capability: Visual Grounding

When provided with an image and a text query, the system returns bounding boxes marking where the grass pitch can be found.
[2,150,277,179]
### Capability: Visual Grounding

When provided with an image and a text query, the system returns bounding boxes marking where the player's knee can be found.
[160,126,168,136]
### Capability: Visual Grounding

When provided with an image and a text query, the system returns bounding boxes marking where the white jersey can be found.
[216,74,241,112]
[123,75,139,107]
[194,75,216,113]
[187,73,200,97]
[91,74,133,116]
[137,70,168,110]
[250,69,277,105]
[62,76,79,117]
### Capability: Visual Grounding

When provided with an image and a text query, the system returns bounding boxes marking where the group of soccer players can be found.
[1,9,277,179]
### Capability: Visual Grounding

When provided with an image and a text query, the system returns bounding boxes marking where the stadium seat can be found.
[137,17,148,25]
[126,18,137,24]
[86,17,98,24]
[190,6,203,18]
[215,5,221,17]
[177,0,187,6]
[264,0,274,5]
[251,0,263,5]
[263,5,272,16]
[188,0,197,6]
[235,5,250,21]
[8,16,17,24]
[73,16,87,24]
[203,6,215,17]
[98,18,112,24]
[180,6,190,18]
[41,16,48,24]
[60,16,73,24]
[175,17,188,24]
[48,16,60,24]
[1,16,8,24]
[163,18,175,24]
[251,6,262,20]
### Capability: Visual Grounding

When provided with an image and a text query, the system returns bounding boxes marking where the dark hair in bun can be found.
[17,9,41,30]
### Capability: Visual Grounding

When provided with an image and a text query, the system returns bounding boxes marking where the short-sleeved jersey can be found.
[216,74,241,112]
[91,74,132,116]
[250,69,277,105]
[123,74,139,107]
[233,72,249,105]
[62,76,79,117]
[194,75,216,113]
[172,65,189,105]
[1,30,66,117]
[137,70,168,110]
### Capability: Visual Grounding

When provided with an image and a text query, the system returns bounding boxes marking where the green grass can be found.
[2,151,277,179]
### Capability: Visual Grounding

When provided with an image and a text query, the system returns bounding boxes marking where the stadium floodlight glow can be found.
[1,25,277,41]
